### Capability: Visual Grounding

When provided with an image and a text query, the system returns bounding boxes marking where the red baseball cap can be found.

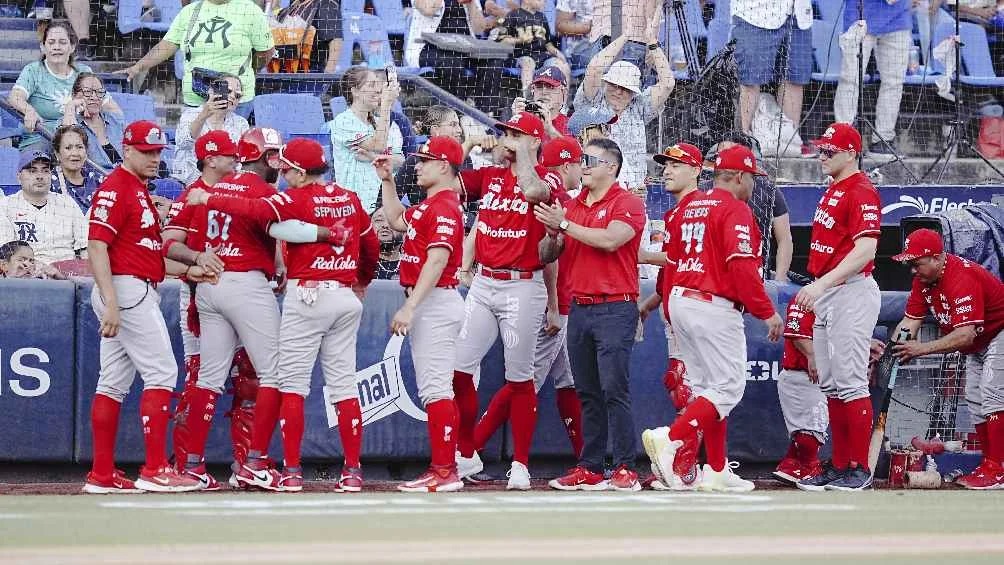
[541,136,582,167]
[411,136,464,166]
[268,137,326,172]
[713,145,766,176]
[496,112,545,140]
[813,122,862,153]
[122,120,168,151]
[892,228,945,262]
[195,130,237,160]
[654,142,703,168]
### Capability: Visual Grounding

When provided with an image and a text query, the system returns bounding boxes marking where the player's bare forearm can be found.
[543,261,559,310]
[380,178,408,231]
[816,237,878,289]
[165,258,191,277]
[462,220,477,271]
[773,215,793,280]
[892,317,923,342]
[792,337,814,360]
[513,148,551,203]
[87,240,117,307]
[906,326,977,358]
[646,46,676,110]
[564,220,635,252]
[538,233,564,264]
[162,236,201,265]
[639,292,661,316]
[638,247,668,266]
[404,248,450,310]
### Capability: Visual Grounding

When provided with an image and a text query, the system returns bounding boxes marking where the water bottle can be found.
[908,46,920,75]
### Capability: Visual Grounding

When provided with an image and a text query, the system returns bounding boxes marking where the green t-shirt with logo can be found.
[165,0,274,107]
[13,60,93,149]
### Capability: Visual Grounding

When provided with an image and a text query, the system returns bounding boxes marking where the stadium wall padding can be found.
[0,279,910,464]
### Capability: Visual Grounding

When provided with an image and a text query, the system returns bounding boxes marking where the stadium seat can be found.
[811,20,867,83]
[0,146,19,194]
[705,0,731,59]
[339,12,432,76]
[543,0,557,32]
[117,0,183,35]
[252,93,326,139]
[109,92,157,125]
[957,22,1004,87]
[370,0,410,36]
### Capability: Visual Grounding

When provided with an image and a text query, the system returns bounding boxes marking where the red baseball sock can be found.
[556,387,584,459]
[472,384,513,452]
[844,397,874,470]
[985,412,1004,464]
[336,398,363,468]
[279,393,305,468]
[782,439,798,461]
[250,386,282,455]
[140,389,172,471]
[669,396,719,443]
[827,397,848,469]
[90,394,121,478]
[182,387,219,467]
[507,381,537,466]
[793,431,822,465]
[704,417,728,472]
[426,399,459,468]
[453,371,478,457]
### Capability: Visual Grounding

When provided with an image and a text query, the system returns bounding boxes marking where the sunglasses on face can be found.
[79,88,107,98]
[580,154,613,169]
[818,148,844,159]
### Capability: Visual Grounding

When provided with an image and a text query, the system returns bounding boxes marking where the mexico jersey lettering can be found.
[193,172,278,276]
[666,188,763,304]
[87,167,166,282]
[807,171,881,277]
[461,164,562,270]
[265,182,372,283]
[399,189,464,288]
[782,299,815,371]
[905,254,1004,354]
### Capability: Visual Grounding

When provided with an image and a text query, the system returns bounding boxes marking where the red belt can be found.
[673,287,743,312]
[573,293,636,305]
[404,285,457,297]
[479,266,536,280]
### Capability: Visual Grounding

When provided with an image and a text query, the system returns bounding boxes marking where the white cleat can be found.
[642,428,684,489]
[698,461,755,493]
[506,461,532,491]
[456,451,484,480]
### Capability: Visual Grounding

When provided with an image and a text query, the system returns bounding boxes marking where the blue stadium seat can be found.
[339,12,432,76]
[543,0,557,32]
[958,21,1004,87]
[371,0,410,36]
[706,16,731,59]
[109,92,156,125]
[117,0,183,34]
[811,20,853,83]
[0,146,19,194]
[0,89,24,140]
[252,93,326,139]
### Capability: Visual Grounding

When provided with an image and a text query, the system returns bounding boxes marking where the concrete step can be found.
[0,17,36,32]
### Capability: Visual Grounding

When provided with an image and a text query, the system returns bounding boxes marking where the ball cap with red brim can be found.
[813,122,862,153]
[410,136,464,166]
[541,136,583,167]
[122,120,168,151]
[267,137,327,172]
[496,112,545,140]
[713,145,767,176]
[892,228,945,262]
[532,65,567,87]
[195,130,238,160]
[654,142,703,168]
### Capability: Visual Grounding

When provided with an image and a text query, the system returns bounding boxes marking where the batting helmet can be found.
[237,127,283,163]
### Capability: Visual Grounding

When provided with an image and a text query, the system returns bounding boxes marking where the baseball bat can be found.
[868,328,912,473]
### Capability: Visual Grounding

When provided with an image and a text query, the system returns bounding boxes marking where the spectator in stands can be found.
[702,132,793,281]
[0,151,88,265]
[50,125,105,209]
[150,195,175,229]
[933,0,1004,74]
[495,0,570,94]
[585,0,657,71]
[7,21,103,151]
[119,0,275,118]
[733,0,814,157]
[330,66,403,212]
[512,66,571,137]
[311,0,345,73]
[573,32,674,192]
[61,72,124,170]
[0,240,65,280]
[556,0,594,70]
[371,207,402,280]
[834,0,912,157]
[172,75,250,186]
[409,0,505,114]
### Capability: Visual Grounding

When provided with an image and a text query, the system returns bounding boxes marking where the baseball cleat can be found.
[957,460,1004,490]
[235,458,283,491]
[609,465,642,492]
[228,473,244,489]
[642,427,684,489]
[699,461,755,493]
[82,470,143,494]
[773,457,808,485]
[674,433,701,487]
[278,470,304,492]
[398,466,464,493]
[796,463,844,492]
[548,466,609,491]
[338,467,364,492]
[135,466,202,493]
[184,466,222,491]
[506,461,532,491]
[824,466,873,491]
[456,451,484,481]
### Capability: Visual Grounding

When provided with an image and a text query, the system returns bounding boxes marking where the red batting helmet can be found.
[237,127,283,163]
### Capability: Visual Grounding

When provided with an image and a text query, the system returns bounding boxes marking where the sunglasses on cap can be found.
[276,147,306,173]
[660,145,695,164]
[580,154,614,169]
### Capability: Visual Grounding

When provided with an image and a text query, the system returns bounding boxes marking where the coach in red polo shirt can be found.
[534,138,647,492]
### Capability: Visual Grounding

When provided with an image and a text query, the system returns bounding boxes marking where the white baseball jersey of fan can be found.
[0,191,88,263]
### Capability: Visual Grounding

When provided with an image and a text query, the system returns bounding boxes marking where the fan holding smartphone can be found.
[171,74,250,186]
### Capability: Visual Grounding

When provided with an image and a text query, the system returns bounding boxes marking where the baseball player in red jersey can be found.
[794,123,882,492]
[373,137,467,492]
[637,143,705,489]
[641,145,782,493]
[891,229,1004,490]
[82,120,218,494]
[451,112,563,489]
[188,137,379,492]
[773,298,828,485]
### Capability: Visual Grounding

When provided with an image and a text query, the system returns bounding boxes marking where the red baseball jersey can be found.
[905,254,1004,354]
[193,172,279,277]
[164,178,212,255]
[782,298,815,371]
[87,167,166,283]
[806,172,882,278]
[659,189,701,318]
[563,184,646,298]
[399,189,465,288]
[460,164,563,271]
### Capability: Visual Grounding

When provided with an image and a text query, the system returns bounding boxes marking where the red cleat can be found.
[82,469,143,494]
[278,470,304,492]
[609,465,641,492]
[773,458,808,485]
[957,460,1004,490]
[184,465,222,491]
[235,457,283,491]
[135,466,202,493]
[548,466,608,491]
[398,466,464,493]
[338,467,363,492]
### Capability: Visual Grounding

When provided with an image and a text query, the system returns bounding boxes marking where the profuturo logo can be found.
[881,195,977,216]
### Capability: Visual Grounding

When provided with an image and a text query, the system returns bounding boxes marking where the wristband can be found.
[648,43,660,51]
